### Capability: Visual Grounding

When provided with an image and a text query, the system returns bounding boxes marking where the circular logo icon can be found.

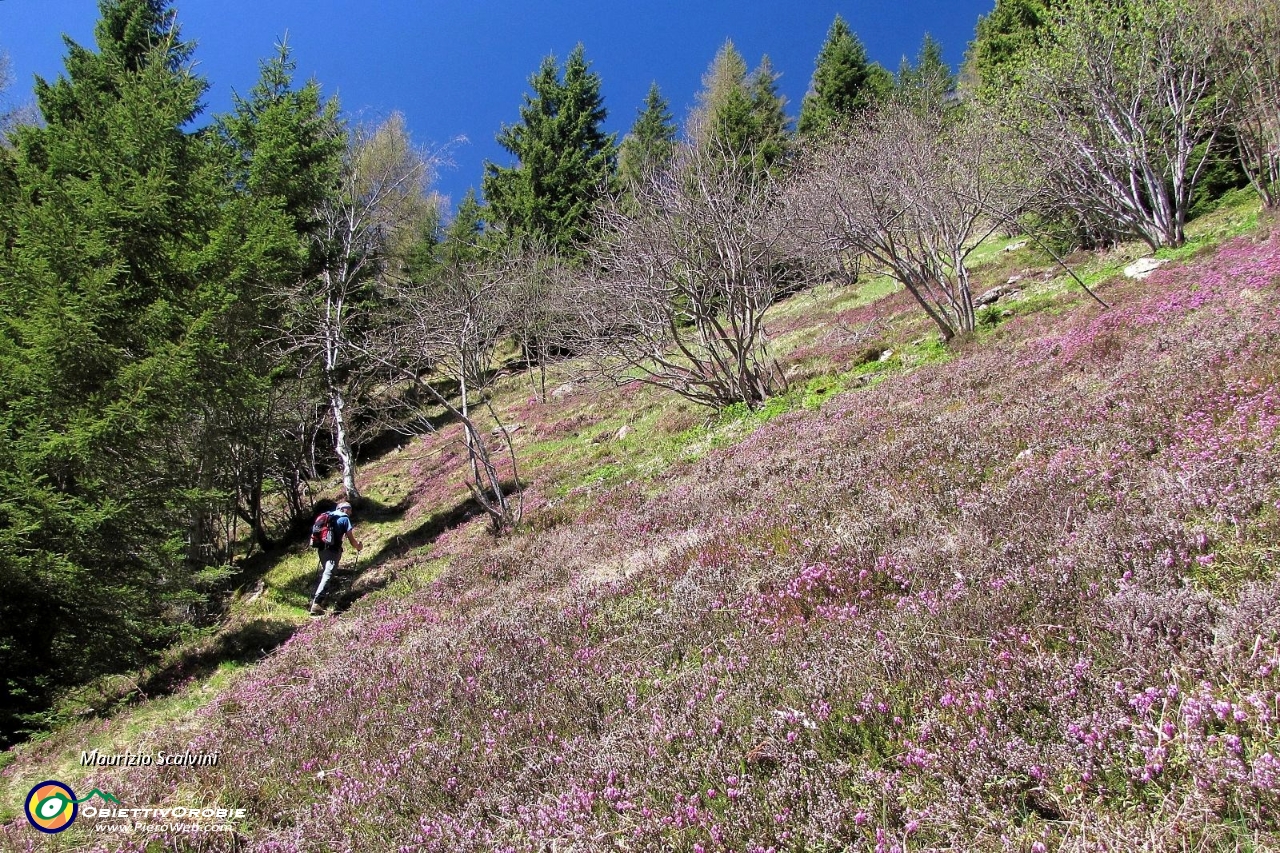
[25,781,78,834]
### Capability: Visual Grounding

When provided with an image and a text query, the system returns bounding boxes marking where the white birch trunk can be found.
[323,281,359,498]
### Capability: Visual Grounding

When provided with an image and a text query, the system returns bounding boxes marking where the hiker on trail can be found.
[310,500,363,615]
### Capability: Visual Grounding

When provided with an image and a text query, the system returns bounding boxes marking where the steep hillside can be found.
[3,204,1279,852]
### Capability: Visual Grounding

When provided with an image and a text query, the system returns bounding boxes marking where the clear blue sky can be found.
[0,0,995,212]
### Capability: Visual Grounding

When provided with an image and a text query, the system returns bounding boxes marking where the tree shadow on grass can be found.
[75,485,510,716]
[135,616,300,699]
[224,493,411,605]
[63,613,304,719]
[321,477,524,615]
[353,493,413,523]
[84,494,423,715]
[324,491,494,613]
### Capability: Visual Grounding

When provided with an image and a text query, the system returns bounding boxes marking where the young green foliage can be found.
[965,0,1059,97]
[296,114,437,498]
[691,40,791,173]
[404,186,489,282]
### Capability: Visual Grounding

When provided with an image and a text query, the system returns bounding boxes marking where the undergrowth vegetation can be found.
[3,209,1279,851]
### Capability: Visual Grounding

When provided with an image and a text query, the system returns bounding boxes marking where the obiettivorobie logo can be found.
[23,781,247,836]
[24,781,120,834]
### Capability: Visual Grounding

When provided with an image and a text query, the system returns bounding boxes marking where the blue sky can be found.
[0,0,995,212]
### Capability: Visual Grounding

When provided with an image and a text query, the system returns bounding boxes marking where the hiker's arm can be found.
[346,529,363,552]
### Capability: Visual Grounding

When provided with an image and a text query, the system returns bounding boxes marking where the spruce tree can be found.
[206,42,345,547]
[483,44,616,253]
[401,187,489,283]
[748,56,790,167]
[219,41,343,272]
[798,15,893,136]
[897,34,955,107]
[440,188,489,267]
[691,41,791,172]
[617,82,678,186]
[0,0,225,743]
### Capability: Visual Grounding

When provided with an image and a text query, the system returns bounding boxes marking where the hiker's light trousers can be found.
[312,549,342,604]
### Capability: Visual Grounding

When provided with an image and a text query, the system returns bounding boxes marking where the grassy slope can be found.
[2,195,1278,852]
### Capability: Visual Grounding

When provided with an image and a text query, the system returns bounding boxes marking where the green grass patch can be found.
[977,287,1067,331]
[842,274,901,309]
[1187,507,1280,597]
[1153,194,1263,268]
[964,232,1050,271]
[911,336,950,364]
[801,375,846,409]
[580,462,624,487]
[530,394,699,497]
[1184,187,1263,243]
[768,274,900,336]
[670,393,801,460]
[0,661,247,823]
[369,557,449,602]
[1002,287,1066,318]
[262,548,330,612]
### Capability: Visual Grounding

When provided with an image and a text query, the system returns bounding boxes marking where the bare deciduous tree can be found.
[497,241,578,403]
[580,143,802,410]
[0,51,36,137]
[1008,0,1229,249]
[280,113,437,498]
[791,99,1028,342]
[1214,0,1280,208]
[377,258,522,531]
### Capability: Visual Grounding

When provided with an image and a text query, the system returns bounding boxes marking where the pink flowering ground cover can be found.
[5,230,1280,852]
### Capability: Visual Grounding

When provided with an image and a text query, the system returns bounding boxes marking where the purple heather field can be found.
[5,228,1280,851]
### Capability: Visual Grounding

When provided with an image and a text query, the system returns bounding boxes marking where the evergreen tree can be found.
[798,15,893,136]
[401,188,489,282]
[483,44,616,253]
[206,41,345,548]
[219,41,343,274]
[965,0,1058,97]
[617,82,678,186]
[748,56,790,166]
[440,188,489,268]
[0,0,226,743]
[897,34,956,107]
[400,201,444,282]
[691,41,791,171]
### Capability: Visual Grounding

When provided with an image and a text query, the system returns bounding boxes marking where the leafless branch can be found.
[576,142,807,410]
[790,99,1030,341]
[1005,0,1230,249]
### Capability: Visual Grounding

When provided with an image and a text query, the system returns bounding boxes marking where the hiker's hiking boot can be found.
[309,601,322,616]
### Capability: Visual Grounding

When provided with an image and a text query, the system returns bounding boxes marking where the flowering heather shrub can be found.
[8,231,1280,851]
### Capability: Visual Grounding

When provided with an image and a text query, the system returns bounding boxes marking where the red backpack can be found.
[309,511,338,549]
